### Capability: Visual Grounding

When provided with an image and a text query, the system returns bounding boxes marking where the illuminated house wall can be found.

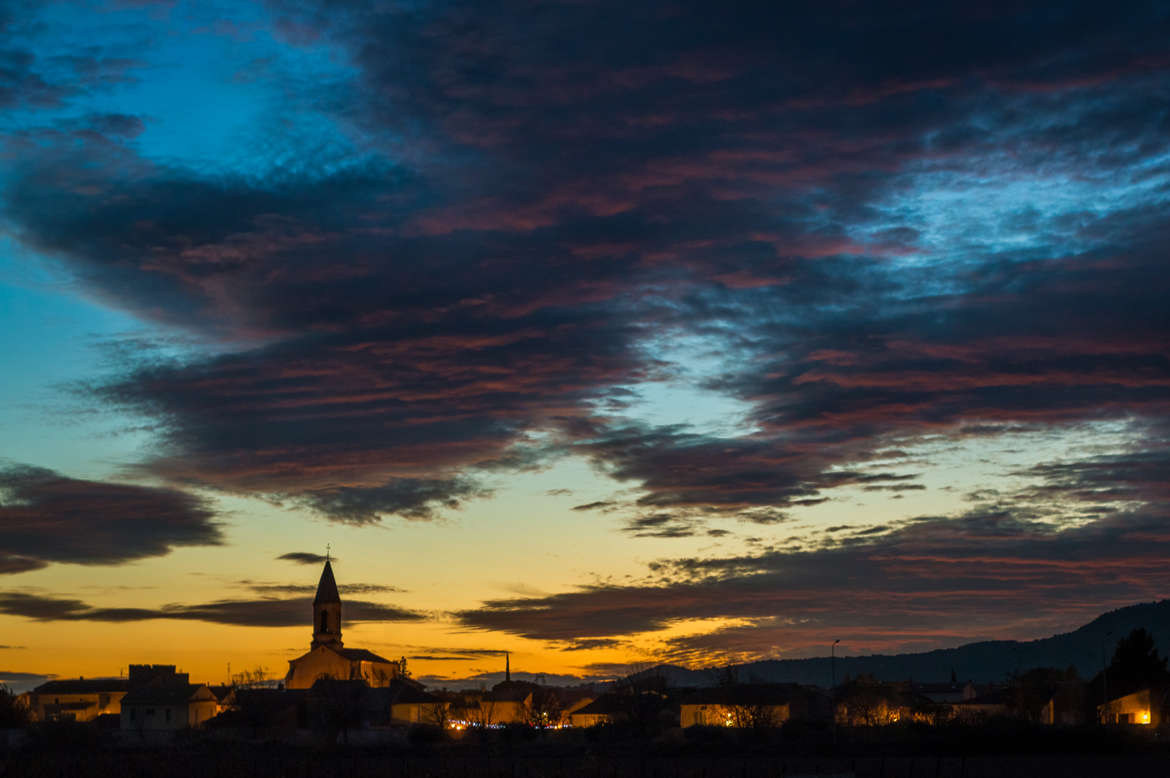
[1098,689,1158,725]
[25,679,128,722]
[680,702,790,727]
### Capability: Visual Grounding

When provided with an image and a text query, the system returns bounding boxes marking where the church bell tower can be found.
[312,558,343,649]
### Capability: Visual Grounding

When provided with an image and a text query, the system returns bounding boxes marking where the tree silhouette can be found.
[1108,628,1169,694]
[0,684,29,728]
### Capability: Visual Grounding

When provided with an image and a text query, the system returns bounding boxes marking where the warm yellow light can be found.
[1140,711,1151,724]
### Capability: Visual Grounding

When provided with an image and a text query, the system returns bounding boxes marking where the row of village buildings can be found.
[16,665,1163,736]
[13,561,1163,736]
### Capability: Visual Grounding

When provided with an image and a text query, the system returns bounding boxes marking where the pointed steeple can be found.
[505,652,511,682]
[314,559,341,605]
[311,557,343,649]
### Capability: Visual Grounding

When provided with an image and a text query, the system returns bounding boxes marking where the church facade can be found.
[285,559,404,689]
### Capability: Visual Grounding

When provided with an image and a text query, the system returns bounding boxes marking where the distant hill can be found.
[636,600,1170,687]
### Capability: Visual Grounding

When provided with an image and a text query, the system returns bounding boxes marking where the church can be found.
[285,558,405,689]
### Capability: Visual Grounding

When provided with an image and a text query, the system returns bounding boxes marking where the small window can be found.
[321,610,329,633]
[130,709,136,721]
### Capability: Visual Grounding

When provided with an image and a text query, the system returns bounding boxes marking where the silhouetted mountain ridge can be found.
[636,600,1170,687]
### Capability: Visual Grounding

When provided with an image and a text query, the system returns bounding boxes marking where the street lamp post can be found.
[1101,630,1113,722]
[832,639,841,689]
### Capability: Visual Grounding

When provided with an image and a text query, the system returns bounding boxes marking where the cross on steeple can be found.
[325,543,331,562]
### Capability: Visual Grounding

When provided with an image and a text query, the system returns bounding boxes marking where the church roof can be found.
[314,559,341,605]
[335,647,393,664]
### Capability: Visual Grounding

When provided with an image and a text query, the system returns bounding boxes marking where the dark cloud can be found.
[0,556,46,575]
[276,552,330,565]
[0,30,141,109]
[622,513,697,539]
[3,0,1166,532]
[577,425,920,518]
[242,581,405,595]
[0,465,222,573]
[299,477,490,524]
[415,670,607,689]
[0,591,424,626]
[1021,447,1170,506]
[403,647,507,662]
[559,638,623,652]
[0,670,52,680]
[457,448,1170,657]
[2,0,1170,652]
[571,501,617,512]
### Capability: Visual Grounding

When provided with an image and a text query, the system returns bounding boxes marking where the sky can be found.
[1,0,1170,691]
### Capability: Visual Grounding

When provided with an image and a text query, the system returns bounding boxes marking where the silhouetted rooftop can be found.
[683,683,804,706]
[33,678,130,695]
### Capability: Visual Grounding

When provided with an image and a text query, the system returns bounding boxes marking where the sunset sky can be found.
[2,0,1170,691]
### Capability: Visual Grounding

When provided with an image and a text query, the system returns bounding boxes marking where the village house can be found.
[458,655,541,726]
[680,684,817,728]
[834,678,942,725]
[24,677,129,722]
[914,679,978,705]
[119,665,218,732]
[559,695,596,726]
[950,689,1010,722]
[482,687,532,725]
[285,559,406,689]
[386,682,444,725]
[1039,682,1087,725]
[568,693,628,727]
[1099,688,1160,725]
[307,677,444,731]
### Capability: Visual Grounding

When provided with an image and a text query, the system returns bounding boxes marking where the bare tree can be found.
[727,701,778,729]
[231,665,269,688]
[521,686,562,728]
[468,695,496,728]
[424,699,451,729]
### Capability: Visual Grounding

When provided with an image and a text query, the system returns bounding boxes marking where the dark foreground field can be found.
[5,750,1170,778]
[4,724,1170,778]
